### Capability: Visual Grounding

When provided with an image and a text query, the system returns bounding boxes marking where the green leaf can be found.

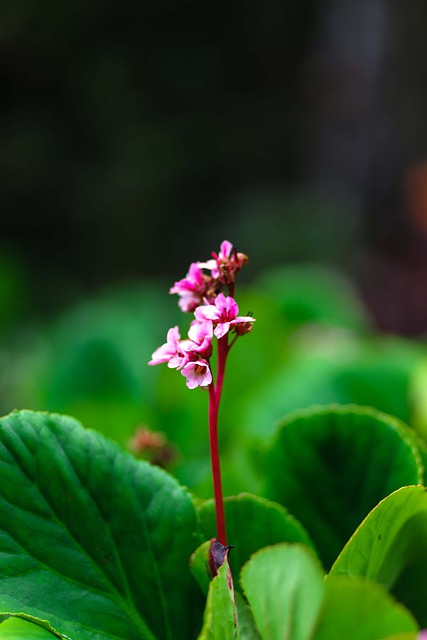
[330,485,427,628]
[5,283,180,449]
[238,336,425,441]
[0,617,60,639]
[240,544,324,640]
[263,405,423,568]
[239,542,418,640]
[197,558,238,640]
[313,576,418,640]
[234,592,261,640]
[190,542,261,638]
[0,410,204,640]
[190,540,212,596]
[197,493,316,578]
[256,264,370,333]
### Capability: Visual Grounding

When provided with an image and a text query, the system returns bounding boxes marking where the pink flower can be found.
[195,293,255,339]
[198,240,248,285]
[187,320,213,356]
[181,359,212,389]
[179,321,213,366]
[148,326,185,369]
[198,240,233,278]
[170,263,207,312]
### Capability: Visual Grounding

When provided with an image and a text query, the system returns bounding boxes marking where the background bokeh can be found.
[2,0,427,496]
[2,0,427,331]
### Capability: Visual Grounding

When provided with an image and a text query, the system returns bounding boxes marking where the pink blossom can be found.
[148,326,184,369]
[198,240,233,278]
[181,359,212,389]
[217,240,233,259]
[170,263,206,312]
[179,321,213,364]
[195,293,255,339]
[198,241,248,286]
[187,320,213,355]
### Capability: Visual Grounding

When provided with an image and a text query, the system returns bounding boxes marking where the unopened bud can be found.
[233,321,253,336]
[129,426,177,468]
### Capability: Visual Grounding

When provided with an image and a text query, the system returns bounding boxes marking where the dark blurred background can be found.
[2,0,427,333]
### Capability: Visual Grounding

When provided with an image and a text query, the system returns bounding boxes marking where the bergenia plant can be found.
[2,240,427,640]
[149,240,254,546]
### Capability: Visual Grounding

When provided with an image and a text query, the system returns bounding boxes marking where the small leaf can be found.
[0,410,204,640]
[330,486,427,627]
[313,576,418,640]
[197,558,238,640]
[240,544,324,640]
[263,405,423,568]
[190,539,214,596]
[197,493,316,578]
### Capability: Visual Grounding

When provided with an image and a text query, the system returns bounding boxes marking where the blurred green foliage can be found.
[1,259,427,499]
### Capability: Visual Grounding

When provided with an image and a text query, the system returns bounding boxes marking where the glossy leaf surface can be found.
[314,576,418,640]
[263,405,422,568]
[0,410,203,640]
[197,493,316,577]
[330,485,427,627]
[241,544,324,640]
[197,558,237,640]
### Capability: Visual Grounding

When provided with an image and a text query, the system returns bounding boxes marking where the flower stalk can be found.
[208,335,229,544]
[208,380,226,544]
[148,241,254,546]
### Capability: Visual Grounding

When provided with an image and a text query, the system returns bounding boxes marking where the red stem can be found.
[208,336,229,545]
[215,336,229,403]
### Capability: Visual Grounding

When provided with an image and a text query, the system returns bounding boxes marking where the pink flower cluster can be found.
[149,241,255,389]
[169,240,248,312]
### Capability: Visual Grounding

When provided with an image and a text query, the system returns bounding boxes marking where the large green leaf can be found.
[313,576,418,640]
[197,558,237,640]
[197,493,316,578]
[0,410,204,640]
[263,405,423,568]
[240,544,324,640]
[330,485,427,628]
